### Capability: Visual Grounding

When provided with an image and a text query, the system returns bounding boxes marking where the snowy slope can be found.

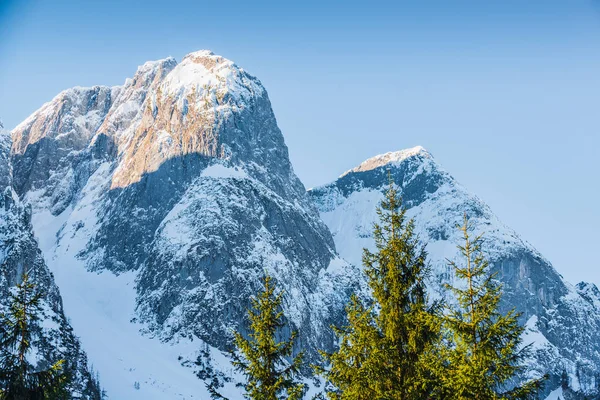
[545,387,565,400]
[0,123,101,399]
[10,51,360,399]
[309,146,600,397]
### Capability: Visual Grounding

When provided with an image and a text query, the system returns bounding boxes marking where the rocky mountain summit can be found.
[8,51,359,399]
[309,146,600,397]
[4,51,599,398]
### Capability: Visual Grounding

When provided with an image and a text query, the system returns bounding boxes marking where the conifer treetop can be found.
[209,274,304,400]
[320,178,441,399]
[441,214,545,399]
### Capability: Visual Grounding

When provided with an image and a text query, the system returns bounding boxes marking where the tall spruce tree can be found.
[0,273,70,400]
[208,274,304,400]
[319,175,440,399]
[441,214,544,399]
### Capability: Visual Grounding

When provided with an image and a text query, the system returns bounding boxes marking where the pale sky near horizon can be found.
[1,0,599,286]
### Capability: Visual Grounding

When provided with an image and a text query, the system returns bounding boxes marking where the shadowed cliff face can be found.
[8,51,357,375]
[309,147,600,395]
[0,128,101,399]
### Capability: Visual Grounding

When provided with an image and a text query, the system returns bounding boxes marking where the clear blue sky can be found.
[1,0,599,285]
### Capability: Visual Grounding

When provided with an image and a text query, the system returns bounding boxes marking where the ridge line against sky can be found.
[1,0,599,286]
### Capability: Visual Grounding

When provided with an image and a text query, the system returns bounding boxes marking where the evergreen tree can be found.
[319,176,441,399]
[440,214,544,399]
[208,275,304,400]
[316,295,386,400]
[561,369,569,391]
[0,273,70,399]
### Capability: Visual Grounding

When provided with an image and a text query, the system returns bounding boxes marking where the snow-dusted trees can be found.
[0,274,70,399]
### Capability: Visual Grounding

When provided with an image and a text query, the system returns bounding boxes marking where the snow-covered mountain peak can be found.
[7,50,353,399]
[160,49,264,102]
[310,145,600,397]
[342,145,431,177]
[108,50,277,189]
[180,49,233,68]
[182,49,218,60]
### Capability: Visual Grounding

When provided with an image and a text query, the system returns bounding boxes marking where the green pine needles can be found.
[0,274,70,400]
[2,181,548,400]
[210,275,305,400]
[319,177,441,399]
[439,215,545,399]
[316,182,544,400]
[210,180,545,399]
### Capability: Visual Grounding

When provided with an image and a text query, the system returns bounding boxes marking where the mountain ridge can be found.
[7,50,360,399]
[3,50,599,399]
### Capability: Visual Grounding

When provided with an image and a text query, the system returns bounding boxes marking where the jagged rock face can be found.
[577,282,600,310]
[12,86,116,155]
[0,122,10,189]
[0,129,101,399]
[96,57,177,145]
[135,166,354,354]
[11,86,118,198]
[309,146,600,396]
[10,51,359,398]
